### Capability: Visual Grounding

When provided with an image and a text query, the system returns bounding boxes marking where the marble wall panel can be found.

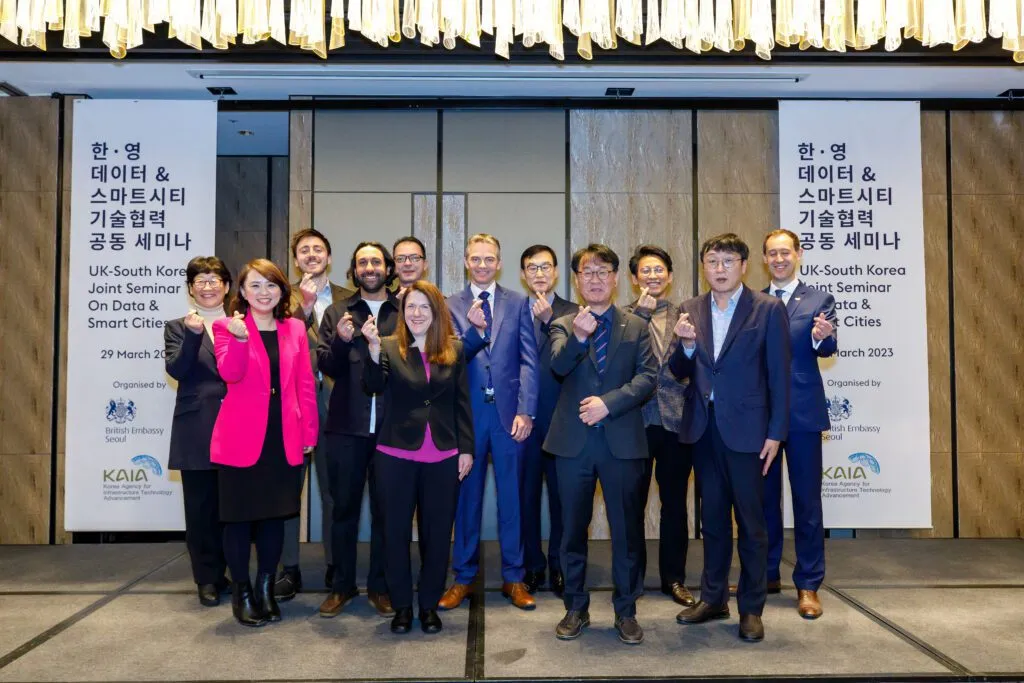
[440,194,467,296]
[570,110,692,194]
[952,194,1023,454]
[0,98,59,193]
[950,112,1024,195]
[289,109,313,193]
[921,112,947,196]
[411,194,439,287]
[924,194,951,453]
[696,193,779,294]
[269,157,291,269]
[697,111,779,195]
[0,455,50,544]
[216,158,269,234]
[957,452,1024,538]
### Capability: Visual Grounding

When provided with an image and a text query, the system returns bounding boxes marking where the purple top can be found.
[376,350,459,463]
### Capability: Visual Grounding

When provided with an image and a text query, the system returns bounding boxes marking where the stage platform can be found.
[0,539,1022,683]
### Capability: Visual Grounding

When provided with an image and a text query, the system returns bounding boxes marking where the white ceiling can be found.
[1,60,1023,101]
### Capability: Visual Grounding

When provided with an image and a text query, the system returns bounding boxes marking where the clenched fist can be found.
[811,312,834,342]
[227,312,248,341]
[635,286,657,314]
[184,309,204,334]
[336,312,356,343]
[299,273,318,311]
[532,291,553,324]
[572,306,597,342]
[467,298,488,334]
[362,314,380,351]
[673,312,696,348]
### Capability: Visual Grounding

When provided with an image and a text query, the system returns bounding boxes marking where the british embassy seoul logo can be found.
[106,398,137,424]
[826,395,853,422]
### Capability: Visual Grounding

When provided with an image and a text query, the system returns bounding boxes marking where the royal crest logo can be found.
[826,395,852,422]
[106,398,137,424]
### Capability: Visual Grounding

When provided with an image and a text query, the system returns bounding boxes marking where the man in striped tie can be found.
[543,244,656,645]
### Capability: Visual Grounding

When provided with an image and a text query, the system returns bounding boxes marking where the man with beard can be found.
[316,242,401,618]
[276,229,354,600]
[392,236,429,296]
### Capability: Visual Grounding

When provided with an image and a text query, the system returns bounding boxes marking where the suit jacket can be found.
[364,337,474,454]
[762,281,838,433]
[290,281,355,383]
[543,306,656,460]
[626,298,686,434]
[533,293,579,435]
[209,313,319,468]
[164,319,226,471]
[447,284,539,431]
[317,292,401,436]
[668,287,791,452]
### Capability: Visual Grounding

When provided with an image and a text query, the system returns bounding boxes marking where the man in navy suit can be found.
[440,234,540,611]
[519,244,579,597]
[761,229,837,620]
[670,233,790,643]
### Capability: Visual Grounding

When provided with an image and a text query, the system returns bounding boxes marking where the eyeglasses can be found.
[579,268,614,282]
[704,257,742,271]
[192,278,223,289]
[638,266,667,276]
[524,264,553,275]
[395,255,424,265]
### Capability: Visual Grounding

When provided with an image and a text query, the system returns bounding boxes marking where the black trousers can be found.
[521,427,562,575]
[326,433,387,594]
[639,425,693,586]
[557,428,646,618]
[180,469,226,586]
[374,452,460,611]
[693,405,768,616]
[223,519,284,584]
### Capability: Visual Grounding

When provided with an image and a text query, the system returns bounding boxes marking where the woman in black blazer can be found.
[164,256,232,607]
[363,280,474,635]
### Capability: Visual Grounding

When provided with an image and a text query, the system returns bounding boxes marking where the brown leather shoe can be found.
[319,588,358,618]
[501,582,537,610]
[661,582,697,607]
[438,583,472,611]
[729,580,781,596]
[797,589,823,619]
[739,613,764,642]
[368,591,396,617]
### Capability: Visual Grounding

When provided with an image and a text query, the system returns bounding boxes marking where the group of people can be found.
[165,226,837,645]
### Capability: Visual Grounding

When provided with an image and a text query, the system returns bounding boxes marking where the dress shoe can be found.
[231,580,268,628]
[274,565,302,602]
[419,608,443,633]
[197,584,220,607]
[368,591,396,617]
[318,587,359,618]
[555,610,590,640]
[661,581,696,607]
[215,577,232,594]
[254,571,281,622]
[390,607,413,634]
[676,601,730,624]
[797,589,823,619]
[729,579,781,596]
[438,582,473,610]
[614,616,644,645]
[501,582,537,610]
[739,613,765,642]
[523,570,545,595]
[324,564,334,589]
[550,569,565,598]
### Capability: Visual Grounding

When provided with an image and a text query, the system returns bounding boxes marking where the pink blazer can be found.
[209,312,318,468]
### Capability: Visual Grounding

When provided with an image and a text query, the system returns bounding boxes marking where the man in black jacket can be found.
[543,244,656,645]
[316,241,401,619]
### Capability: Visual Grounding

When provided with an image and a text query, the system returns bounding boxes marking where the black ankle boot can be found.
[232,580,268,627]
[254,572,281,622]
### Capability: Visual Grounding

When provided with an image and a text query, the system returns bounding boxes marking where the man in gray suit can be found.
[626,245,695,608]
[544,244,656,645]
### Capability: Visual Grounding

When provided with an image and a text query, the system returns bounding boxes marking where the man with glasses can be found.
[544,244,656,644]
[519,245,579,597]
[670,233,790,643]
[626,245,695,608]
[392,236,428,295]
[441,234,539,611]
[277,229,355,600]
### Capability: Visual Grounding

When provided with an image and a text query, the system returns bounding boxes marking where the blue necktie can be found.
[775,288,785,299]
[591,313,609,375]
[478,291,494,390]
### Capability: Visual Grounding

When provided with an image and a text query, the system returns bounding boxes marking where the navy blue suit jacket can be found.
[669,287,791,453]
[763,281,838,433]
[447,284,539,432]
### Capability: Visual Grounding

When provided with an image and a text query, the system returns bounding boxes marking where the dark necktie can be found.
[775,288,785,299]
[478,291,494,390]
[591,312,609,375]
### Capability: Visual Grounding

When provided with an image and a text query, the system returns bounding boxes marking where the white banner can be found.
[65,100,217,531]
[779,101,931,528]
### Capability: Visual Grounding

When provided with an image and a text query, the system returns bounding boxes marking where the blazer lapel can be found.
[245,312,270,390]
[278,322,294,390]
[489,285,508,341]
[787,282,809,317]
[606,306,626,368]
[716,287,754,363]
[694,293,713,362]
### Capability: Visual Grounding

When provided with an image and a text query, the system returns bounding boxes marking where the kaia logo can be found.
[823,452,881,480]
[102,455,163,482]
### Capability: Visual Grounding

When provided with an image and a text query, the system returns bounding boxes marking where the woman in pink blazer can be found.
[210,258,318,627]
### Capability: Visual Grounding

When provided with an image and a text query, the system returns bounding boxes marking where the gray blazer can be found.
[626,299,687,434]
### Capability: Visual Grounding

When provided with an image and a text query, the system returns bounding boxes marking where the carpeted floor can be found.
[0,539,1022,682]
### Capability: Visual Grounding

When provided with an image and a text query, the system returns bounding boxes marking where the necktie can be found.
[478,291,494,390]
[775,288,785,300]
[591,313,609,375]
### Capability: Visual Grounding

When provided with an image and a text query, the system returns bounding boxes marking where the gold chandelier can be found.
[1,0,1021,61]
